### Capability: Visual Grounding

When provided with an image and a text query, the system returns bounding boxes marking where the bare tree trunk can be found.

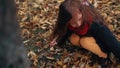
[0,0,30,68]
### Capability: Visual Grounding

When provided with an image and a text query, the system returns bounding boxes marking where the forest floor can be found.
[16,0,120,68]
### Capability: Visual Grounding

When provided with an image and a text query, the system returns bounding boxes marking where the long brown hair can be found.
[50,0,107,45]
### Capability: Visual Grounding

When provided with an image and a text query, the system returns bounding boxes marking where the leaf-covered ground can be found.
[16,0,120,68]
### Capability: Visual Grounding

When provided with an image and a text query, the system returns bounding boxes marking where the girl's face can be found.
[68,10,82,28]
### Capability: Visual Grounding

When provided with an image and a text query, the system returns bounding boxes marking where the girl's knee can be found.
[69,33,80,46]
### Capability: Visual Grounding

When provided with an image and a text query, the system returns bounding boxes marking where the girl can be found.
[49,0,120,67]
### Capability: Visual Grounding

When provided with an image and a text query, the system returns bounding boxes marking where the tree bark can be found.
[0,0,30,68]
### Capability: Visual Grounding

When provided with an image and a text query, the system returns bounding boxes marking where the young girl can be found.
[49,0,120,67]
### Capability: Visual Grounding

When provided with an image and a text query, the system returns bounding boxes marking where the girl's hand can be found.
[49,39,57,47]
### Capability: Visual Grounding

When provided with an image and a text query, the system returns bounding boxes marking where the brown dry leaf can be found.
[57,60,64,66]
[74,61,80,67]
[63,64,67,68]
[23,40,30,44]
[18,11,25,16]
[21,29,31,38]
[107,16,113,23]
[64,57,71,64]
[73,52,81,62]
[35,41,42,47]
[63,49,69,56]
[33,59,38,66]
[21,16,28,22]
[27,51,37,60]
[108,24,114,31]
[46,56,55,60]
[79,62,86,68]
[32,15,39,23]
[85,64,93,68]
[27,51,38,66]
[50,47,55,51]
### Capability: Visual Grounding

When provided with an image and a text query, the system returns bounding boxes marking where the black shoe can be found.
[99,57,112,68]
